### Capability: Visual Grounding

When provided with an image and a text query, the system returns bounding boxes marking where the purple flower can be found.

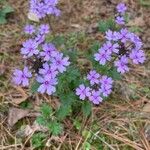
[103,41,119,53]
[89,90,103,104]
[87,70,100,85]
[51,53,70,73]
[12,67,32,87]
[129,50,145,64]
[105,30,120,41]
[129,33,143,50]
[34,34,45,45]
[30,0,61,19]
[24,24,35,34]
[94,48,112,65]
[115,16,125,25]
[39,62,58,78]
[37,76,57,95]
[76,84,91,100]
[118,28,130,43]
[40,43,57,61]
[100,75,113,97]
[39,24,50,35]
[114,55,129,74]
[116,3,127,14]
[100,75,113,87]
[21,39,39,57]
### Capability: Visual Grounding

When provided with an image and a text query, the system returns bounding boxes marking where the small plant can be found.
[12,1,146,136]
[0,1,14,24]
[36,103,63,136]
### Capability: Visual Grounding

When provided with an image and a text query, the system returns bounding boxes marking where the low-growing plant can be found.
[0,1,14,24]
[12,1,146,137]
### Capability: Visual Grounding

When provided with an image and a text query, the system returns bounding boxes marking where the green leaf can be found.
[56,105,71,120]
[108,67,121,80]
[31,81,40,93]
[48,121,63,136]
[32,132,46,149]
[82,101,92,117]
[2,6,14,13]
[36,116,47,126]
[0,5,14,24]
[0,16,6,24]
[40,103,52,118]
[52,35,65,47]
[98,18,116,33]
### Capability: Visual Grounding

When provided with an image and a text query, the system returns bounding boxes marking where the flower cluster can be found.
[76,70,113,105]
[94,3,146,74]
[13,24,70,95]
[30,0,61,19]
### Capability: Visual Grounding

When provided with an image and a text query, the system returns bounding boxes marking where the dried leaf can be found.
[8,108,30,126]
[11,87,28,104]
[28,12,39,22]
[143,103,150,112]
[16,121,48,138]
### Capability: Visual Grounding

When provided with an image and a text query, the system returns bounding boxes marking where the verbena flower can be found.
[51,52,70,73]
[89,90,103,104]
[129,50,145,64]
[105,30,119,41]
[103,41,119,53]
[39,24,50,35]
[114,55,129,74]
[12,67,32,87]
[24,24,35,34]
[87,70,100,85]
[76,84,91,100]
[37,76,58,95]
[34,34,45,45]
[116,3,127,14]
[40,43,57,61]
[30,0,61,19]
[94,48,112,65]
[100,75,113,97]
[115,16,125,25]
[118,28,130,43]
[21,39,39,57]
[39,62,58,78]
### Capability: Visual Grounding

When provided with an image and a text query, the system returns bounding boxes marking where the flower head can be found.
[37,76,58,95]
[21,39,39,57]
[51,52,70,73]
[76,84,91,100]
[100,75,113,97]
[40,43,57,61]
[12,67,32,87]
[129,50,145,64]
[24,24,35,34]
[115,55,129,74]
[39,24,50,35]
[105,30,120,41]
[39,62,58,78]
[94,48,112,65]
[115,16,125,25]
[89,90,103,104]
[87,70,100,85]
[116,3,127,14]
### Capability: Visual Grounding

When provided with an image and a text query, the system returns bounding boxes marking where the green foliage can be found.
[98,18,116,33]
[139,0,150,7]
[31,81,40,93]
[0,5,14,24]
[31,132,46,149]
[47,120,63,136]
[36,103,63,136]
[82,101,92,117]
